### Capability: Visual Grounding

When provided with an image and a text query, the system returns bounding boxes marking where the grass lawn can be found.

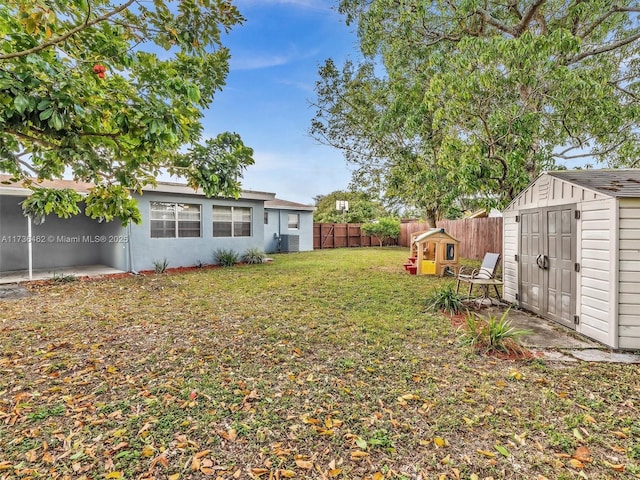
[1,247,638,480]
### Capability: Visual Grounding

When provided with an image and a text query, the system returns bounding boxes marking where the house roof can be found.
[142,181,275,201]
[0,175,276,201]
[546,169,640,198]
[265,198,316,211]
[0,175,94,195]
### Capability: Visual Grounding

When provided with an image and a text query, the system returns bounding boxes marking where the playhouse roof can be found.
[413,228,459,244]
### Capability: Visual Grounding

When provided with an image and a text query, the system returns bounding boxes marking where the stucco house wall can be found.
[1,177,317,276]
[127,188,271,271]
[264,199,315,253]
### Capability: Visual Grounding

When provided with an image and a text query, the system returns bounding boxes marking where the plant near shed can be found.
[426,283,464,316]
[460,308,531,354]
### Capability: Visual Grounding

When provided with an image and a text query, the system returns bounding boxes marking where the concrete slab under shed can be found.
[477,305,640,364]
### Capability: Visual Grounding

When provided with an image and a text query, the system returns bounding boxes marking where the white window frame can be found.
[213,206,253,237]
[150,202,201,238]
[288,213,300,230]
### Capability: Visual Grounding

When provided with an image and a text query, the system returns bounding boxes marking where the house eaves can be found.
[265,198,316,212]
[143,182,276,201]
[0,176,94,196]
[0,175,276,202]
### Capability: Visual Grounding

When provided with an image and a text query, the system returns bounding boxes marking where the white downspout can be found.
[27,215,33,281]
[127,223,138,274]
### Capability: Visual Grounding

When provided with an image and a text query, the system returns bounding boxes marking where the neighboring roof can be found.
[546,169,640,198]
[414,228,459,243]
[0,175,276,201]
[265,198,316,212]
[465,209,488,219]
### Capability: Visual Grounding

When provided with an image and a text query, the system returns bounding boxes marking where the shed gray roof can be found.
[547,169,640,198]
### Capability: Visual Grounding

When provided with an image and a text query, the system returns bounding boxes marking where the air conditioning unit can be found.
[280,235,299,253]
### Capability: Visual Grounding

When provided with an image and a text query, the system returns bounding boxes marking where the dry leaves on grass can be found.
[1,249,639,479]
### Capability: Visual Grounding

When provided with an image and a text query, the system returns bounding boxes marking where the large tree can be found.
[0,0,253,224]
[311,59,462,226]
[313,189,388,223]
[334,0,640,207]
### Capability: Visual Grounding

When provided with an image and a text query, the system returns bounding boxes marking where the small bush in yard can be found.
[153,258,169,273]
[213,248,238,267]
[243,248,266,264]
[361,217,401,246]
[426,283,464,315]
[52,272,77,283]
[460,308,532,354]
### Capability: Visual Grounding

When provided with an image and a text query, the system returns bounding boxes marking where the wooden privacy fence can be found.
[314,218,502,259]
[313,223,397,249]
[400,217,503,260]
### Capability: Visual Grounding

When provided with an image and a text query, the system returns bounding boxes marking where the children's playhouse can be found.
[404,229,460,276]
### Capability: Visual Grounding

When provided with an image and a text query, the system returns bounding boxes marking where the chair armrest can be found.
[457,267,479,280]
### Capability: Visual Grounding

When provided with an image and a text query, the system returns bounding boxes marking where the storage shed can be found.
[503,169,640,350]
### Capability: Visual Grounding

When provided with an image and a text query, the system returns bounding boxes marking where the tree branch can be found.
[475,7,514,36]
[569,31,640,64]
[580,8,616,39]
[18,160,40,176]
[7,130,59,149]
[0,0,136,61]
[555,137,628,160]
[513,0,547,37]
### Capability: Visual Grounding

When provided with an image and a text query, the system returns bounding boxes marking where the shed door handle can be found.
[536,254,548,270]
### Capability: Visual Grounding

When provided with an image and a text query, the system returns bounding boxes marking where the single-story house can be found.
[0,176,315,276]
[503,169,640,350]
[264,198,316,254]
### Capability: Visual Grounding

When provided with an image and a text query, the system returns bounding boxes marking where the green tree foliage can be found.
[313,190,388,223]
[335,0,640,207]
[0,0,253,224]
[361,217,401,247]
[311,59,462,227]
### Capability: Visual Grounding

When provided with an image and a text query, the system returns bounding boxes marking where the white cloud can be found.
[229,43,320,71]
[230,53,292,70]
[277,78,315,92]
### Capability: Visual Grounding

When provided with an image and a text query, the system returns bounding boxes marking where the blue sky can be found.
[201,0,360,205]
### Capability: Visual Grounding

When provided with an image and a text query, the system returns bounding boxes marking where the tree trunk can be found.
[425,209,437,229]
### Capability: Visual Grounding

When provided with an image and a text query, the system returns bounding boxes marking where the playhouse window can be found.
[446,243,455,260]
[422,242,435,261]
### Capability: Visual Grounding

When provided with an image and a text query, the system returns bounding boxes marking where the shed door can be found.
[519,210,543,314]
[519,206,576,329]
